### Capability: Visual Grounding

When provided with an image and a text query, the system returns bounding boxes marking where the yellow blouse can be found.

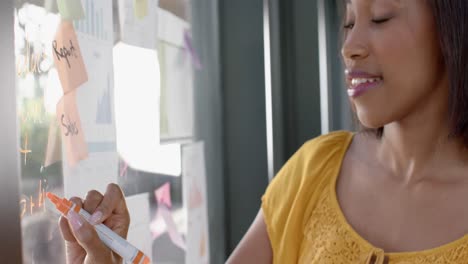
[262,130,468,264]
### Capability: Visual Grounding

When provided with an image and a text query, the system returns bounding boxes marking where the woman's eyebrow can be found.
[345,0,403,7]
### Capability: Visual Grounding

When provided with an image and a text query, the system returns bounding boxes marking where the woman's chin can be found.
[356,112,389,129]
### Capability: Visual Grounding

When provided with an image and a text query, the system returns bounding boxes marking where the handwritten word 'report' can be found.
[52,40,78,69]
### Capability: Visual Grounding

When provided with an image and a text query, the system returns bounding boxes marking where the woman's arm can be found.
[225,209,273,264]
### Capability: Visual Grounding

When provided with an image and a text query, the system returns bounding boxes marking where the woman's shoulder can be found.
[264,130,354,205]
[292,130,354,166]
[302,130,354,150]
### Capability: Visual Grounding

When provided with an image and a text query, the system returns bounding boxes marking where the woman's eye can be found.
[343,22,354,29]
[372,17,391,24]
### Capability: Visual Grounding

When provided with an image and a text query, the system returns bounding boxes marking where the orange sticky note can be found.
[52,21,88,94]
[56,91,88,166]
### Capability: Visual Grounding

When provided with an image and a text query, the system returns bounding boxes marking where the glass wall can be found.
[14,0,209,263]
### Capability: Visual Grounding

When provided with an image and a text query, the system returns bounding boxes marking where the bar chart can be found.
[96,75,113,124]
[73,0,112,42]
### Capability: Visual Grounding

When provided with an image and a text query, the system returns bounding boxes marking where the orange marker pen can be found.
[46,192,150,264]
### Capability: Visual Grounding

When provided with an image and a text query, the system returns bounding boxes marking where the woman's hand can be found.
[58,183,130,264]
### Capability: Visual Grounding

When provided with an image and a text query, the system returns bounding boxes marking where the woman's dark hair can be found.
[341,0,468,146]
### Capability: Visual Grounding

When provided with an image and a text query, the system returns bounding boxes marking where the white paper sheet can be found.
[68,0,117,144]
[118,0,159,49]
[158,8,188,48]
[73,0,114,44]
[182,142,210,264]
[61,0,119,194]
[114,42,177,175]
[76,45,116,143]
[126,192,153,259]
[63,151,118,198]
[159,41,194,143]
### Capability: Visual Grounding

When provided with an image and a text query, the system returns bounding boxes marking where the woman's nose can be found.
[341,26,370,61]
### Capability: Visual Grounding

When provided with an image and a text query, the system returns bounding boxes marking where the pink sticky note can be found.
[56,91,88,166]
[159,205,186,250]
[120,161,129,177]
[150,210,165,240]
[155,182,172,208]
[52,21,88,93]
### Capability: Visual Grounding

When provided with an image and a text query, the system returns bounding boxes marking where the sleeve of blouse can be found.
[261,142,307,257]
[261,131,349,260]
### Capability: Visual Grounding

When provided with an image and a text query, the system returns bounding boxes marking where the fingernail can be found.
[68,210,84,231]
[90,211,103,225]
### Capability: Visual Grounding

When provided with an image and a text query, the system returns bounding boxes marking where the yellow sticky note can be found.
[134,0,148,19]
[56,91,88,167]
[52,21,88,94]
[57,0,85,21]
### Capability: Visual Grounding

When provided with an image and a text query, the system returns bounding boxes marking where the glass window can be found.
[15,0,206,263]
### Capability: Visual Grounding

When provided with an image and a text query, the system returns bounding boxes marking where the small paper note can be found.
[189,182,203,210]
[155,182,172,208]
[134,0,148,19]
[182,142,211,263]
[120,161,129,177]
[183,30,202,70]
[52,21,88,94]
[126,193,153,259]
[118,0,158,49]
[151,182,187,250]
[44,119,62,167]
[56,91,88,166]
[57,0,86,21]
[159,204,186,251]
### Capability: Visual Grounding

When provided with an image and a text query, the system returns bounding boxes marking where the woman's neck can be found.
[375,121,468,185]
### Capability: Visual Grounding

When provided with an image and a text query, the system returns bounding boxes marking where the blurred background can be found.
[0,0,353,263]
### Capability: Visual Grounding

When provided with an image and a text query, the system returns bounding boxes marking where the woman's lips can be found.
[347,79,383,97]
[345,70,383,97]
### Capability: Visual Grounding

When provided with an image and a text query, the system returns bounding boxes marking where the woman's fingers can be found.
[83,190,104,216]
[57,188,128,264]
[90,184,130,226]
[67,210,113,262]
[59,215,76,242]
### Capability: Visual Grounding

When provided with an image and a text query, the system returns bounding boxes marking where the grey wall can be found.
[219,0,270,256]
[271,0,323,159]
[327,0,353,131]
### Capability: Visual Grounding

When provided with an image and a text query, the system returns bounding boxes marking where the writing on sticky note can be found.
[56,91,88,166]
[53,21,88,94]
[134,0,148,19]
[57,0,86,21]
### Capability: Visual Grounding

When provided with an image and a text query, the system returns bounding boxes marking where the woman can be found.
[227,0,468,263]
[62,0,468,263]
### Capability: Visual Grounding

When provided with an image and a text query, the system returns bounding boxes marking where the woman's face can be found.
[342,0,446,128]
